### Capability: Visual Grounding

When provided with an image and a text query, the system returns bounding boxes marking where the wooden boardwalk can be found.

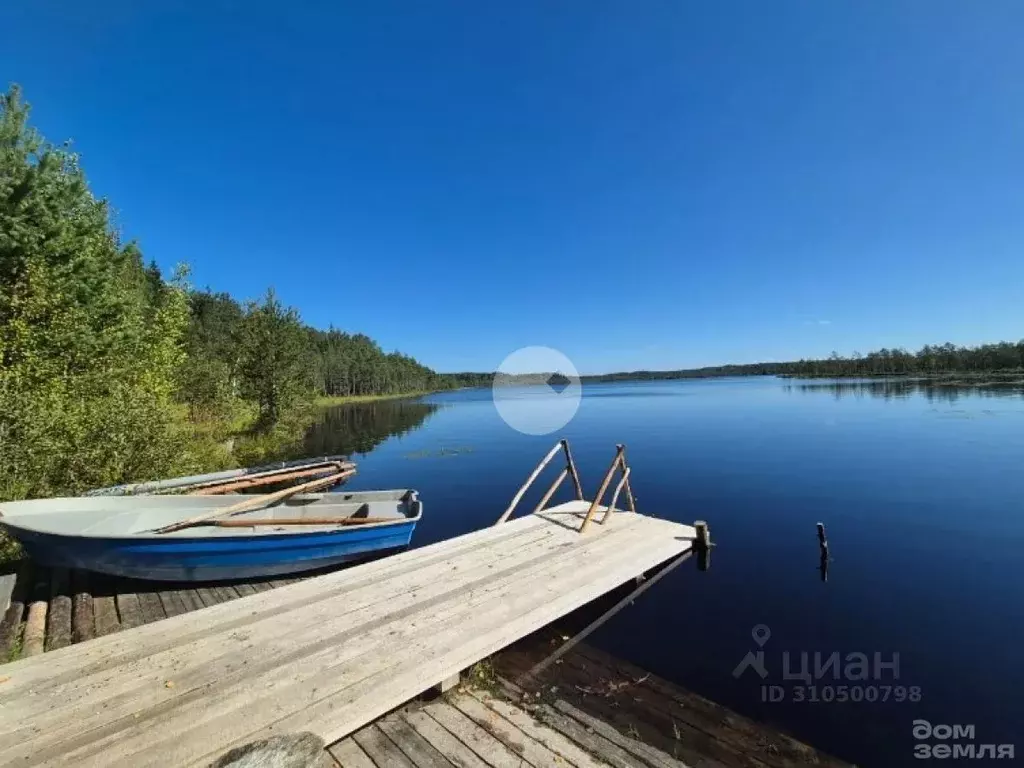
[0,503,695,767]
[329,685,695,768]
[0,562,316,659]
[324,634,852,768]
[491,632,851,768]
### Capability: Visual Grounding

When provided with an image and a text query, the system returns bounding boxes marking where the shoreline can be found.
[314,391,433,407]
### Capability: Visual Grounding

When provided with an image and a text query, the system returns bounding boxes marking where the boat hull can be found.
[11,520,418,581]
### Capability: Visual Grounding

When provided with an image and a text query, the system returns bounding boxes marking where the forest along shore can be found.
[0,85,473,509]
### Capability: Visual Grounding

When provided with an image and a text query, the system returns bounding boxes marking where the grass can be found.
[0,531,21,565]
[314,391,433,407]
[6,624,23,662]
[463,659,501,694]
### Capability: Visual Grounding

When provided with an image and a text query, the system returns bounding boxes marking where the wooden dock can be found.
[490,629,852,768]
[0,502,696,767]
[323,629,852,768]
[330,682,699,768]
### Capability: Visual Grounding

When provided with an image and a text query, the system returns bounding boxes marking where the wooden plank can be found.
[0,571,16,614]
[154,468,355,533]
[565,647,833,768]
[179,589,206,612]
[248,582,274,593]
[22,525,658,765]
[233,583,258,598]
[0,602,24,661]
[492,662,686,768]
[92,593,120,637]
[115,593,144,630]
[377,714,455,768]
[216,586,242,602]
[9,520,683,766]
[401,710,490,768]
[1,516,573,695]
[71,570,95,644]
[21,566,50,657]
[0,516,624,735]
[0,512,694,767]
[448,691,577,768]
[327,738,377,768]
[44,568,73,652]
[227,521,688,747]
[194,587,224,608]
[423,701,525,768]
[530,702,648,768]
[464,688,609,768]
[529,656,704,761]
[552,699,695,768]
[351,725,416,768]
[0,562,31,660]
[5,517,636,734]
[136,591,167,625]
[157,590,188,618]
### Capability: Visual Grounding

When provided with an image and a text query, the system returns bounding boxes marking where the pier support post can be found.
[817,522,829,582]
[435,672,461,695]
[694,520,711,571]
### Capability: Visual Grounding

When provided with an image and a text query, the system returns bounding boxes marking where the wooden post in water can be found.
[817,522,829,582]
[694,520,711,571]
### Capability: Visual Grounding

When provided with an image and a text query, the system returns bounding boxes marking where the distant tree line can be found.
[439,340,1024,387]
[773,342,1024,378]
[0,85,450,501]
[182,289,452,428]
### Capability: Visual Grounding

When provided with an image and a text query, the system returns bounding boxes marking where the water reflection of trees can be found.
[303,400,440,456]
[787,379,1024,403]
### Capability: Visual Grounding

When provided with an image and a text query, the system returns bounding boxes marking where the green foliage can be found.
[0,86,192,499]
[0,84,455,507]
[236,288,313,426]
[310,329,441,397]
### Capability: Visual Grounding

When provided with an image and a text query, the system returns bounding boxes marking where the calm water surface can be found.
[303,378,1024,766]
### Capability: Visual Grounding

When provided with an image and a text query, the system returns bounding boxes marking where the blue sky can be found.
[3,2,1022,374]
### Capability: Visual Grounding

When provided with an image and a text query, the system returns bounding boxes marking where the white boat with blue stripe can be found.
[0,490,422,582]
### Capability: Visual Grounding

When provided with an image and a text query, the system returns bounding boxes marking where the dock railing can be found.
[495,439,637,533]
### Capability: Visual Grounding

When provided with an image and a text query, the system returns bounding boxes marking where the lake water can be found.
[303,378,1024,766]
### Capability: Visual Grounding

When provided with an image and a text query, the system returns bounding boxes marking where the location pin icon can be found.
[752,624,771,647]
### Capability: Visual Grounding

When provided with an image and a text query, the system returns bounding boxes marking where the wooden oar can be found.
[198,516,397,528]
[186,461,356,495]
[152,469,356,534]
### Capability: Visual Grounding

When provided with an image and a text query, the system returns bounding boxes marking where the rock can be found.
[213,733,330,768]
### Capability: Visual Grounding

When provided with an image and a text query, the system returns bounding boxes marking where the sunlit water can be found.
[304,378,1024,766]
